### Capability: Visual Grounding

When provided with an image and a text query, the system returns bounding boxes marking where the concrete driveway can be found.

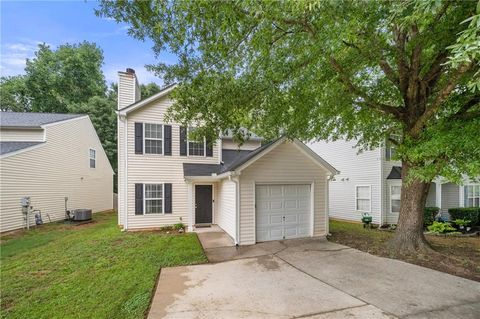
[148,237,480,319]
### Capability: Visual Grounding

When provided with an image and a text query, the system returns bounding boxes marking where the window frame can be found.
[385,134,401,161]
[465,184,480,208]
[355,185,372,213]
[390,185,402,214]
[143,123,163,155]
[143,183,165,215]
[89,148,96,168]
[187,127,206,157]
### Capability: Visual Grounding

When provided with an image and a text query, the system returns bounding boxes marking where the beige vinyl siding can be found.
[239,141,329,245]
[308,140,382,224]
[0,117,113,233]
[118,72,137,110]
[124,96,220,229]
[216,179,236,238]
[0,128,44,142]
[222,139,262,151]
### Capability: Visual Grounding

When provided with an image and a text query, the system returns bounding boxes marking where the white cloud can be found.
[0,39,44,77]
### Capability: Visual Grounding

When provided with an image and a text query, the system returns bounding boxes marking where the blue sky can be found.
[1,0,175,85]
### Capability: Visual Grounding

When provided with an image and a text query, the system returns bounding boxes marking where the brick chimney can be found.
[117,68,141,110]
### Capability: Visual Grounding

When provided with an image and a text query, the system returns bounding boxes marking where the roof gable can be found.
[118,83,177,115]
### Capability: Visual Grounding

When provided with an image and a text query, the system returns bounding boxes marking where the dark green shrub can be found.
[424,207,439,226]
[448,207,480,225]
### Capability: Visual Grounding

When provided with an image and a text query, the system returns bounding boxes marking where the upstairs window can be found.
[465,184,480,207]
[89,149,96,168]
[356,185,371,212]
[188,127,205,156]
[144,123,163,154]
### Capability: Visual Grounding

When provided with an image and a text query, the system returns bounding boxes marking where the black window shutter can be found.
[180,126,187,156]
[164,125,172,155]
[164,183,172,214]
[206,137,213,157]
[135,183,143,215]
[134,123,143,154]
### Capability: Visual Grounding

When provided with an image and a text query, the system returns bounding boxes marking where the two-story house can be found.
[0,112,114,232]
[116,68,338,245]
[308,139,479,225]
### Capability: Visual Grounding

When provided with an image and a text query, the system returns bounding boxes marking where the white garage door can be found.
[256,184,311,242]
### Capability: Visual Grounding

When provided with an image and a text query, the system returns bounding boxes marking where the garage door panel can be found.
[284,200,298,209]
[270,201,283,210]
[256,184,311,242]
[270,214,284,225]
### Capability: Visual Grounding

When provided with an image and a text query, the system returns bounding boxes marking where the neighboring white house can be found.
[116,68,338,245]
[0,112,114,232]
[308,139,479,225]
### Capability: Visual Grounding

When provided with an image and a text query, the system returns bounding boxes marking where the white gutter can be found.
[229,173,241,245]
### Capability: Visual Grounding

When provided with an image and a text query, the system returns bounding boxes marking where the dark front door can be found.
[195,185,213,224]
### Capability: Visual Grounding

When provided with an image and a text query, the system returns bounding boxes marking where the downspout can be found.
[229,173,240,246]
[326,174,335,235]
[123,116,128,231]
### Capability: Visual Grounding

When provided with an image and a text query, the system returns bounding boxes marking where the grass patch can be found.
[1,211,207,319]
[329,220,480,282]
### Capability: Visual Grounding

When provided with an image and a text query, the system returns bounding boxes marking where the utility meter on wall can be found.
[21,197,30,207]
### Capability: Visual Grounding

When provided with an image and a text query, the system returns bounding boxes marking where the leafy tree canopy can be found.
[98,0,480,183]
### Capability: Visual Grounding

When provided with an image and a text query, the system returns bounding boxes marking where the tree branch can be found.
[342,40,401,90]
[329,57,403,120]
[410,62,474,136]
[393,25,409,96]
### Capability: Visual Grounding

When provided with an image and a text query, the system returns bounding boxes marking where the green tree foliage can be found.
[24,42,106,113]
[98,0,479,252]
[0,76,30,112]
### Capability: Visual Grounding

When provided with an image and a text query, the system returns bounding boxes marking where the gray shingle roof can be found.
[183,139,279,177]
[0,141,45,155]
[183,163,222,176]
[0,112,84,128]
[387,166,402,179]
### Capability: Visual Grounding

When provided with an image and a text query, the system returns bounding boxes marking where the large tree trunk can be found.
[389,161,432,253]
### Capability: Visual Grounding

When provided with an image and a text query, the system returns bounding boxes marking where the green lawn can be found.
[1,211,207,319]
[329,220,480,282]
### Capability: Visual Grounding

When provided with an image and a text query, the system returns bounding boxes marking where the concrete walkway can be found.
[149,238,480,319]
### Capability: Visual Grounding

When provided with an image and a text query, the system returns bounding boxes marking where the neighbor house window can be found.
[89,149,96,168]
[465,184,480,207]
[144,184,163,214]
[385,134,401,161]
[144,123,163,154]
[188,127,205,156]
[356,185,371,212]
[390,185,401,213]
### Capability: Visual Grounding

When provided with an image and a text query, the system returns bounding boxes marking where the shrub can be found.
[448,207,480,226]
[173,223,185,230]
[427,221,457,234]
[424,207,439,226]
[453,219,471,228]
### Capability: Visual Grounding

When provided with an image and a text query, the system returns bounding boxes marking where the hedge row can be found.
[448,207,480,225]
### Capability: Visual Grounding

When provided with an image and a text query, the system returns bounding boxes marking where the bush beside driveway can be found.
[1,211,207,319]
